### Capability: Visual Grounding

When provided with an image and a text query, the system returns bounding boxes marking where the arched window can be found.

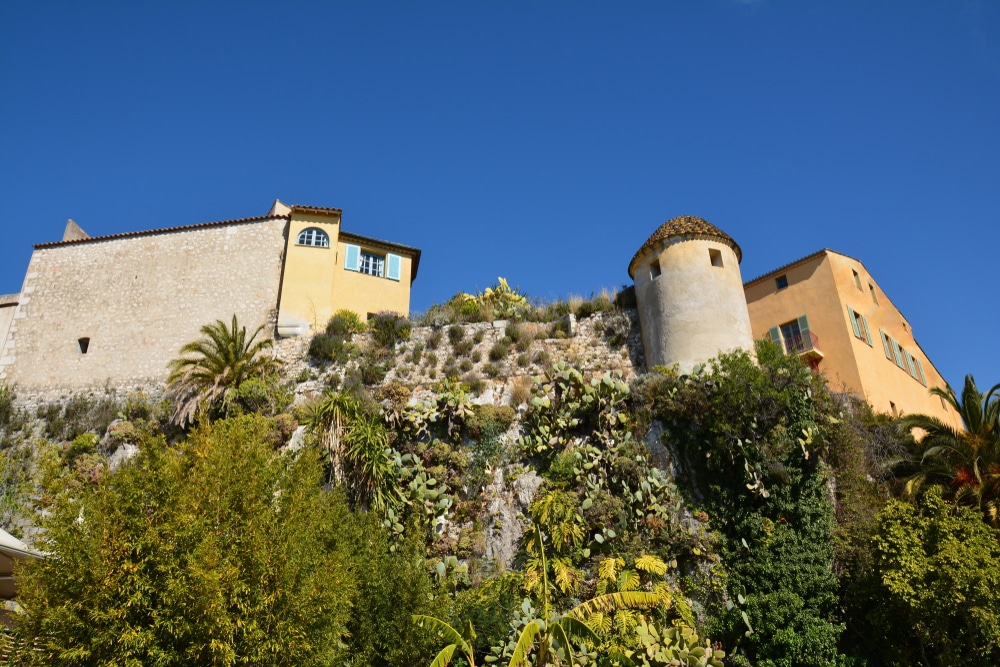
[297,228,330,247]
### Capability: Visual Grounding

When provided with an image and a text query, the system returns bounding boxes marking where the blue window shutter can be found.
[796,315,810,335]
[847,306,861,338]
[915,358,927,386]
[344,244,360,271]
[904,350,918,379]
[386,253,401,281]
[768,326,782,348]
[880,329,892,360]
[891,340,905,368]
[861,315,873,346]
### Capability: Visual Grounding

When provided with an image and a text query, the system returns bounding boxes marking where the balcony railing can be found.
[784,331,821,355]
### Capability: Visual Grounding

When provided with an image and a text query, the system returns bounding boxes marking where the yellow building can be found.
[744,249,962,429]
[273,201,421,336]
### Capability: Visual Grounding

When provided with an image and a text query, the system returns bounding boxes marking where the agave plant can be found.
[166,315,276,425]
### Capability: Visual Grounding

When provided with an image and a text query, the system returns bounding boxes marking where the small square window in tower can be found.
[78,337,90,354]
[852,269,862,291]
[709,248,723,267]
[650,258,661,279]
[775,275,789,290]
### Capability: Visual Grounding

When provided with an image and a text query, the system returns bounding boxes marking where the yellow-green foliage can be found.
[14,415,354,666]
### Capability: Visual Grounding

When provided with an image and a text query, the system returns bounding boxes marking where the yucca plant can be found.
[166,315,276,425]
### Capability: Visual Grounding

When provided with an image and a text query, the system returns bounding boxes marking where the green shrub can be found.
[471,350,483,363]
[863,488,1000,665]
[453,339,474,356]
[326,309,366,337]
[482,363,501,379]
[370,312,411,351]
[489,342,509,362]
[549,319,569,339]
[424,352,438,368]
[0,385,13,428]
[472,330,485,344]
[409,342,424,365]
[533,350,551,367]
[447,324,465,344]
[426,330,443,350]
[308,333,357,364]
[460,359,474,372]
[516,353,529,368]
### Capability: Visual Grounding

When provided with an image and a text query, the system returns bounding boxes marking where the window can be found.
[775,275,789,290]
[78,337,90,354]
[869,283,878,305]
[297,228,330,247]
[846,306,872,345]
[344,243,403,280]
[359,251,385,277]
[852,269,862,291]
[768,315,812,354]
[650,258,661,279]
[709,248,723,268]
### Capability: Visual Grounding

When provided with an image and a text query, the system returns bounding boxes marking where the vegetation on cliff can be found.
[1,300,998,666]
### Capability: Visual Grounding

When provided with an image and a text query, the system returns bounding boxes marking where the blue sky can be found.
[1,1,997,391]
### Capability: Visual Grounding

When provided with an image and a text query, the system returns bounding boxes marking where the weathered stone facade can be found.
[0,217,287,393]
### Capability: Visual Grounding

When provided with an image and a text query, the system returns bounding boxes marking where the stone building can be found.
[0,200,420,393]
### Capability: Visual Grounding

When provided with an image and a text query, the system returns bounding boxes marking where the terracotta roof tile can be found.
[628,215,741,277]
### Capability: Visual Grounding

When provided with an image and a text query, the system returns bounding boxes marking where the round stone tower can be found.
[628,215,754,372]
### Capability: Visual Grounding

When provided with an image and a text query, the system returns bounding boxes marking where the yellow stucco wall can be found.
[276,212,343,336]
[329,237,412,319]
[745,251,962,430]
[275,211,414,335]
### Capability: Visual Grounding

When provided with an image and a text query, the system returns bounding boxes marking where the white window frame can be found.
[359,251,385,277]
[296,228,330,248]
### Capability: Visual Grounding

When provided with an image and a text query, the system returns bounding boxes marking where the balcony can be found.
[784,331,823,369]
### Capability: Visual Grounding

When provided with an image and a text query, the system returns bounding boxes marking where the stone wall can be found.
[0,217,288,394]
[275,309,646,406]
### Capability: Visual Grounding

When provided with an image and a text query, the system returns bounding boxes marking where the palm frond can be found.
[413,615,475,666]
[634,554,667,576]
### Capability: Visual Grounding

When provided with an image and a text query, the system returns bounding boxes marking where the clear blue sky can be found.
[1,1,997,391]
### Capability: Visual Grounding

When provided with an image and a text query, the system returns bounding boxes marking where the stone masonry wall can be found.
[0,217,288,395]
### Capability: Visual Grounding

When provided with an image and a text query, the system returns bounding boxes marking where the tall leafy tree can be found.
[896,374,1000,523]
[14,415,354,666]
[166,315,277,425]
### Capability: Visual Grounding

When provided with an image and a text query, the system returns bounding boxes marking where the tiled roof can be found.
[629,215,741,277]
[742,248,865,286]
[33,214,289,249]
[289,204,343,215]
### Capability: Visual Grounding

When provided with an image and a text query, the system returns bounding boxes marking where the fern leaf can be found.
[598,556,624,582]
[567,592,662,619]
[617,569,640,592]
[635,554,667,576]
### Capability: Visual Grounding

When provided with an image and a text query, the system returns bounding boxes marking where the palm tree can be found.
[896,374,1000,524]
[166,315,276,425]
[302,391,362,485]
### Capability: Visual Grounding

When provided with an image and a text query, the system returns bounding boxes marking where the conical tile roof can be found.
[628,215,741,277]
